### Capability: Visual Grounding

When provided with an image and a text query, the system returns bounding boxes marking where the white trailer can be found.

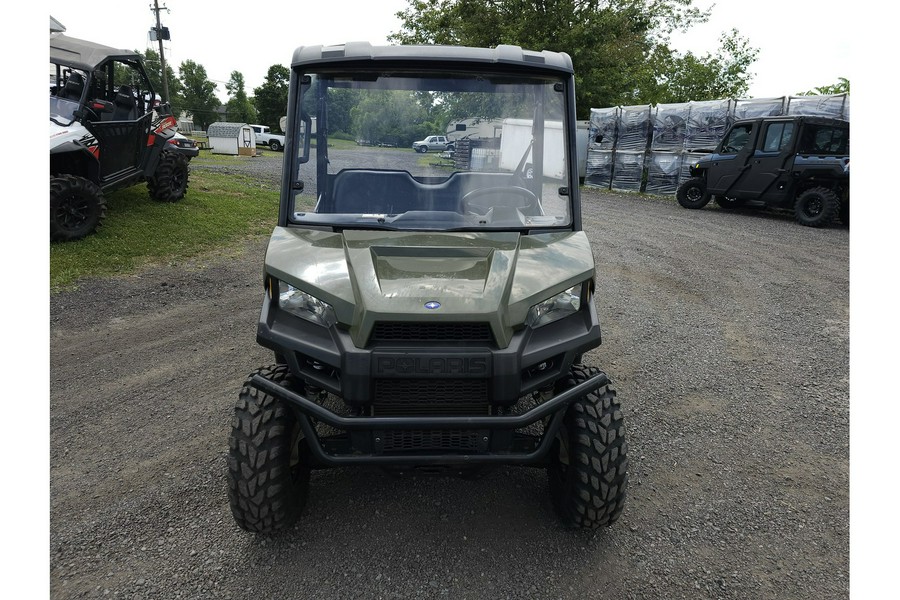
[446,117,503,141]
[497,118,589,180]
[499,118,566,179]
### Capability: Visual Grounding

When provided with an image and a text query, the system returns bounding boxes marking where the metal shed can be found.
[207,122,256,155]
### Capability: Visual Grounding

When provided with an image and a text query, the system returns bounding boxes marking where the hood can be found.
[50,120,88,150]
[694,152,716,166]
[265,228,595,348]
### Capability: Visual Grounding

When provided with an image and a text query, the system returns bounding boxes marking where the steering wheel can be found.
[79,103,100,121]
[462,186,540,215]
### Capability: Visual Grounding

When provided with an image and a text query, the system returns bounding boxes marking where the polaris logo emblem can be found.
[424,301,441,310]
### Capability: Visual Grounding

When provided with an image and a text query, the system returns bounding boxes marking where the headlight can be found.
[278,282,336,327]
[526,283,583,328]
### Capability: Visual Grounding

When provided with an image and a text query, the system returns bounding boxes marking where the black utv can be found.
[676,116,849,227]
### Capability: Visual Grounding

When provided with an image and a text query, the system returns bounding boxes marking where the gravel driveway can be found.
[50,152,849,599]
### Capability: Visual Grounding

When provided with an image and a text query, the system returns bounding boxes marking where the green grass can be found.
[49,143,419,292]
[327,138,361,150]
[50,169,280,291]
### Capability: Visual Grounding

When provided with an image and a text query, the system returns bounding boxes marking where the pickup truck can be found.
[412,135,455,153]
[250,124,285,152]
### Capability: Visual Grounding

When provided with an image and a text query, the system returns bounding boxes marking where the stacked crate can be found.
[584,92,849,197]
[585,107,618,189]
[786,93,849,119]
[611,105,652,192]
[646,103,689,195]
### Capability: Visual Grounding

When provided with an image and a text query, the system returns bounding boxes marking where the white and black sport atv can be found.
[50,33,190,242]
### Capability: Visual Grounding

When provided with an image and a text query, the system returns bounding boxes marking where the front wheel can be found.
[794,187,839,227]
[839,198,849,227]
[548,365,628,529]
[147,151,189,202]
[676,177,711,209]
[50,175,107,242]
[227,365,310,533]
[416,145,428,153]
[269,140,282,152]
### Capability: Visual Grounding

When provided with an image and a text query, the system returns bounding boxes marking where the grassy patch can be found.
[49,169,280,291]
[417,153,455,171]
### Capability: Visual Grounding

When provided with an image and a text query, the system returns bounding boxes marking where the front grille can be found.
[382,429,480,452]
[372,322,493,343]
[373,379,489,416]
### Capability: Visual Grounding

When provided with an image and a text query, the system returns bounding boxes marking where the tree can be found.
[390,0,758,116]
[139,48,184,114]
[647,29,759,104]
[225,71,258,124]
[798,78,850,96]
[179,60,220,130]
[350,91,425,147]
[253,65,290,132]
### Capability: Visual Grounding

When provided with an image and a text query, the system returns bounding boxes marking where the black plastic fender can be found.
[50,142,101,184]
[143,127,177,177]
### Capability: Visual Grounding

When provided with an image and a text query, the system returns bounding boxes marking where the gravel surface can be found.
[50,153,849,599]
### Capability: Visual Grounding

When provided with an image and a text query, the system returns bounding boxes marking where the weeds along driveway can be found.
[49,180,849,600]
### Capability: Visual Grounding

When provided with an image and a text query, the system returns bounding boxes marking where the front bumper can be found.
[170,144,199,158]
[250,368,609,466]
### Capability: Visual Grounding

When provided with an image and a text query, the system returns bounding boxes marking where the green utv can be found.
[227,43,628,533]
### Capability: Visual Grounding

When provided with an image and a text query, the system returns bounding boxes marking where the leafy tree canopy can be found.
[348,89,442,147]
[798,77,850,96]
[225,70,258,124]
[389,0,759,116]
[178,60,220,130]
[138,48,184,116]
[646,29,759,104]
[253,65,290,132]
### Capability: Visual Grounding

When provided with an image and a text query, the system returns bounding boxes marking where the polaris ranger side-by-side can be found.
[676,116,849,227]
[227,43,628,533]
[50,33,190,242]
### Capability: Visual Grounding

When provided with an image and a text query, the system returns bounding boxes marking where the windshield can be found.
[50,96,80,126]
[289,70,573,231]
[50,66,88,126]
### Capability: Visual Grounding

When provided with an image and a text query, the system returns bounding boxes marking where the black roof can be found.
[50,33,141,71]
[291,42,574,74]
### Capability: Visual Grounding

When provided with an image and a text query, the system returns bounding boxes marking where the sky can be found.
[46,0,853,103]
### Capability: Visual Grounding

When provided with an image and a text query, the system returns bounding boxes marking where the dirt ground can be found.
[49,183,849,599]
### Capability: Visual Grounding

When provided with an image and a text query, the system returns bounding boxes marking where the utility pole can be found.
[150,0,170,103]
